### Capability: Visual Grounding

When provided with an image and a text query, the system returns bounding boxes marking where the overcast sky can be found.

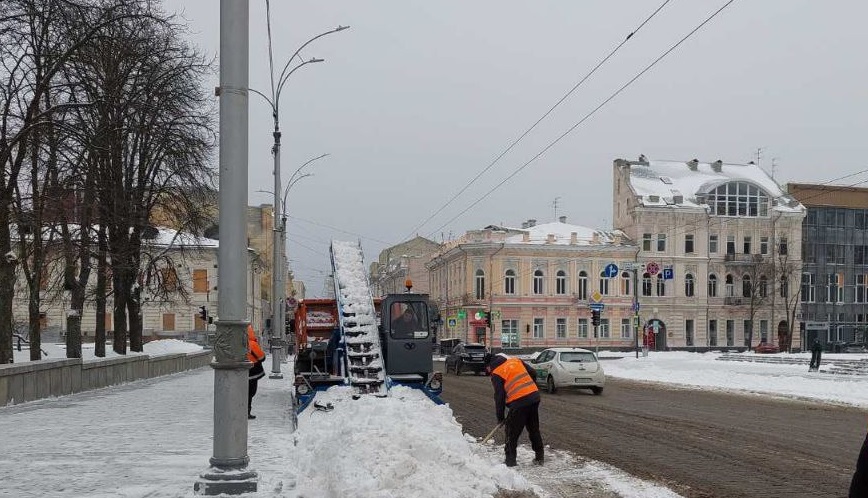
[161,0,868,295]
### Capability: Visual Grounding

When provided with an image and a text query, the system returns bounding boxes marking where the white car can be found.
[528,347,605,395]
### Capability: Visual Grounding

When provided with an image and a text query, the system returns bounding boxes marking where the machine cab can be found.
[379,293,433,379]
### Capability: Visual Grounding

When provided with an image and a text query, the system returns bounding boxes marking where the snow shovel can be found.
[480,421,503,444]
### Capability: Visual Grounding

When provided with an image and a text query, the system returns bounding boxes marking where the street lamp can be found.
[252,11,348,378]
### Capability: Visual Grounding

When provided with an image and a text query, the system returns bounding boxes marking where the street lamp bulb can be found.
[309,57,325,63]
[336,25,350,31]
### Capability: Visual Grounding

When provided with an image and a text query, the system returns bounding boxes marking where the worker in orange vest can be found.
[247,324,266,420]
[486,353,544,467]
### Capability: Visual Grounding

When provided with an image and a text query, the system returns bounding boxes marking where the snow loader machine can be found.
[292,240,443,412]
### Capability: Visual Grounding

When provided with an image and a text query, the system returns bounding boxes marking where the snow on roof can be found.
[501,221,629,246]
[626,159,802,212]
[149,227,219,248]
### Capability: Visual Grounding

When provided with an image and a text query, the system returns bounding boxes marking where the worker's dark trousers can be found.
[850,433,868,497]
[248,378,258,415]
[504,401,544,466]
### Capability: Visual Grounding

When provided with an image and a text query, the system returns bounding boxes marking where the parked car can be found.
[445,343,490,375]
[843,342,868,353]
[754,342,780,354]
[529,347,605,395]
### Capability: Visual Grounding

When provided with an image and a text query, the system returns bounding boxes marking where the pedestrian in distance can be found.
[486,353,544,467]
[247,324,266,420]
[850,429,868,497]
[809,339,823,372]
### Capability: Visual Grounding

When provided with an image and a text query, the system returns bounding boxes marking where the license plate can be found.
[575,378,591,383]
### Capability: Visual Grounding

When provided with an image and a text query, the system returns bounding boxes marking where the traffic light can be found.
[591,309,601,327]
[199,306,211,324]
[484,311,491,328]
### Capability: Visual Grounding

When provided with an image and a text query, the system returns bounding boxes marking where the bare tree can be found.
[737,256,776,348]
[777,251,803,353]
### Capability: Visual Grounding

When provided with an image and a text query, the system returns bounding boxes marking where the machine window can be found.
[389,302,429,339]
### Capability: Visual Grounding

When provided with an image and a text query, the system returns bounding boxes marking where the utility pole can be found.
[195,0,257,494]
[633,267,640,358]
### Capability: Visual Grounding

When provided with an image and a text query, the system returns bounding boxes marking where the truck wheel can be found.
[546,376,557,394]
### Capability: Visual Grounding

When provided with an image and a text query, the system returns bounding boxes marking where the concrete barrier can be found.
[0,350,214,406]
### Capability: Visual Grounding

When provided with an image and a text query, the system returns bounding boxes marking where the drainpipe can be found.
[634,246,641,358]
[488,243,505,353]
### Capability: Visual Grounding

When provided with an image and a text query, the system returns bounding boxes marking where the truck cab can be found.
[379,293,434,382]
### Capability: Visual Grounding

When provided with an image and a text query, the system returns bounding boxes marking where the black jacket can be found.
[489,355,540,422]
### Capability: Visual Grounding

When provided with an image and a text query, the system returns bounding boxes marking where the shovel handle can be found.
[481,422,504,444]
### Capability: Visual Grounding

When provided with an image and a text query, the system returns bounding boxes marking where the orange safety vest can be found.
[492,357,538,404]
[247,325,265,363]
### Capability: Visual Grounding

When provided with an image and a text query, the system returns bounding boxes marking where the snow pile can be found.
[142,339,204,355]
[288,386,534,498]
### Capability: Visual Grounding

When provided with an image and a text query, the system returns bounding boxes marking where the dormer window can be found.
[706,182,769,217]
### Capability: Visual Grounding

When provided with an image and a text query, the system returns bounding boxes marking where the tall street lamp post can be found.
[250,9,349,378]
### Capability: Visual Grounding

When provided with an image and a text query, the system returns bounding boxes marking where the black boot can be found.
[248,413,256,420]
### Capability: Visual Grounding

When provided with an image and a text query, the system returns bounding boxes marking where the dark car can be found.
[445,343,490,375]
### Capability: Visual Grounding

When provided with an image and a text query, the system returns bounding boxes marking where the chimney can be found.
[559,215,567,223]
[591,232,601,245]
[711,160,723,173]
[527,219,536,227]
[521,221,528,229]
[673,194,684,204]
[522,232,530,242]
[546,233,556,244]
[687,159,699,171]
[570,232,578,245]
[613,233,622,245]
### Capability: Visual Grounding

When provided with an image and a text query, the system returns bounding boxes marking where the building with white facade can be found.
[613,157,806,350]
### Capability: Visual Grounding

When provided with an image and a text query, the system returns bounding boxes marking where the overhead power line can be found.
[402,0,675,240]
[426,0,737,239]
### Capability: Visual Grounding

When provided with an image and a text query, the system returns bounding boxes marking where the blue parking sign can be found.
[662,267,674,280]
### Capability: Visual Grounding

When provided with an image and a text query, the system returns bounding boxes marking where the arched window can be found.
[577,271,588,300]
[642,273,652,296]
[742,274,752,298]
[504,269,516,295]
[621,272,631,296]
[656,275,666,296]
[556,270,567,295]
[533,270,544,295]
[685,274,695,297]
[759,275,768,298]
[707,181,769,217]
[475,269,485,299]
[725,274,734,297]
[599,271,610,296]
[708,274,718,297]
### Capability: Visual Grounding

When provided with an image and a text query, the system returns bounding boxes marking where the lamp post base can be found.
[268,372,284,379]
[194,468,258,495]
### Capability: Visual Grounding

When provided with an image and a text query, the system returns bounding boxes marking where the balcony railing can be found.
[723,253,764,264]
[724,296,746,305]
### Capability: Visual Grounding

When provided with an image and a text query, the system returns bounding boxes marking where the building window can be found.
[685,234,694,254]
[685,319,694,346]
[533,318,544,339]
[577,271,588,300]
[657,234,666,252]
[161,268,180,291]
[828,273,843,303]
[656,275,665,296]
[743,236,752,254]
[642,233,652,251]
[621,318,632,339]
[857,274,866,303]
[556,270,567,295]
[642,273,652,297]
[599,271,610,296]
[726,320,735,346]
[193,269,208,293]
[621,272,631,296]
[162,313,176,331]
[475,269,485,300]
[858,211,866,229]
[856,246,868,265]
[801,273,815,303]
[556,318,567,339]
[780,275,788,298]
[685,274,695,297]
[599,318,610,338]
[742,275,752,298]
[533,270,544,295]
[804,243,816,263]
[578,318,588,338]
[743,320,752,346]
[501,320,519,348]
[760,237,769,255]
[708,319,718,346]
[708,274,718,297]
[760,320,769,343]
[726,235,736,254]
[759,275,768,298]
[779,237,788,255]
[504,269,516,295]
[725,274,735,297]
[706,181,769,217]
[709,234,718,254]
